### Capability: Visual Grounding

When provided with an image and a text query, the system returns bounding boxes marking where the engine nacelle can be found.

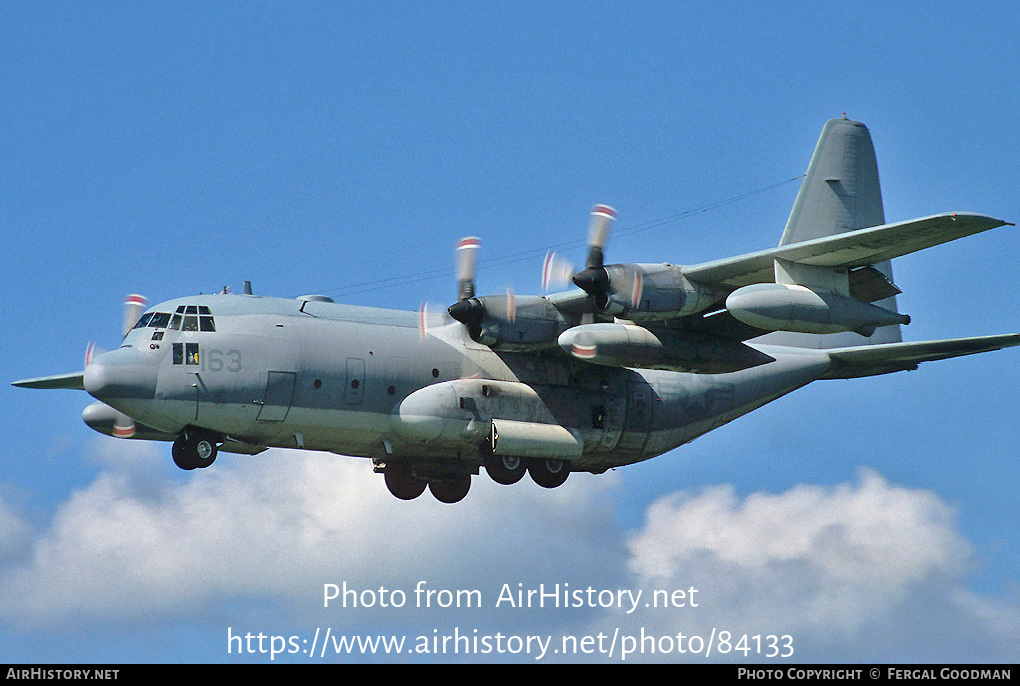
[468,294,573,350]
[598,264,726,321]
[725,283,910,336]
[558,323,774,373]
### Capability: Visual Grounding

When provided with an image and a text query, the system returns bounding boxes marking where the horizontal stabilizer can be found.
[683,213,1011,290]
[823,333,1020,378]
[12,372,85,390]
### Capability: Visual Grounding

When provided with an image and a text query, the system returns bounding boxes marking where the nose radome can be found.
[83,347,158,414]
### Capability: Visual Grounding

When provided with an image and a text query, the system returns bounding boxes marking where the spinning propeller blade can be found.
[122,294,148,337]
[456,236,480,301]
[572,204,617,311]
[542,251,576,291]
[87,293,148,439]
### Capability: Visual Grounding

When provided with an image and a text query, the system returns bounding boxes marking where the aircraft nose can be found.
[83,347,157,417]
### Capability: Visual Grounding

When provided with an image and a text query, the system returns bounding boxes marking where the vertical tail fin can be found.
[762,117,903,349]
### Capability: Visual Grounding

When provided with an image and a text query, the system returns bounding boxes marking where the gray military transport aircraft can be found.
[14,118,1019,503]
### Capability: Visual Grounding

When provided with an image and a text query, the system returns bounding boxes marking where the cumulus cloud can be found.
[0,446,1016,662]
[0,494,31,565]
[591,469,1018,662]
[0,443,624,630]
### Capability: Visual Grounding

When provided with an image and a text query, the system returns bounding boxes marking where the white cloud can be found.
[0,443,623,629]
[591,469,1017,662]
[1,448,1016,662]
[0,494,31,565]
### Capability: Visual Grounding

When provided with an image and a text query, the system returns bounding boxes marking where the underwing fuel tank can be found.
[557,323,774,373]
[725,283,910,336]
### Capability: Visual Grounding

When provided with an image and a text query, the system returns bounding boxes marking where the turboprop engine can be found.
[725,283,910,336]
[575,263,727,321]
[448,293,572,350]
[446,236,574,350]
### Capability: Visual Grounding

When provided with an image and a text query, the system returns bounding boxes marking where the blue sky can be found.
[1,2,1018,663]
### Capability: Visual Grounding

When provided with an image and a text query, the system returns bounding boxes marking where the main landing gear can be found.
[383,455,571,503]
[484,449,570,489]
[172,428,219,470]
[384,463,472,504]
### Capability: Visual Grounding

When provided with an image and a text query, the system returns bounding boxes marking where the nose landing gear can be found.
[172,428,219,470]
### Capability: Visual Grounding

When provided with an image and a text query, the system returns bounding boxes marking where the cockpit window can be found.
[148,312,171,328]
[166,305,216,333]
[132,313,154,329]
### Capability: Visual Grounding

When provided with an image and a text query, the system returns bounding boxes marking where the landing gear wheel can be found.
[484,453,527,485]
[384,462,427,500]
[428,474,471,504]
[172,435,197,470]
[190,434,217,468]
[527,458,570,489]
[172,430,218,470]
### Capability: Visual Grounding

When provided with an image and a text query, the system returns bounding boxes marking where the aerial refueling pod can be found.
[558,323,774,373]
[725,283,910,336]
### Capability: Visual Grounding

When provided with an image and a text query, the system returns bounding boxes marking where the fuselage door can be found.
[257,371,296,422]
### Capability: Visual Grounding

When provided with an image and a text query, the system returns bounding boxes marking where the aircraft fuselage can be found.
[87,293,832,478]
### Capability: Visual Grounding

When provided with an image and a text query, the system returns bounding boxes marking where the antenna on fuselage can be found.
[243,280,253,295]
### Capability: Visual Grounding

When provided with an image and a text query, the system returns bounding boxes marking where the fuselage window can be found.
[172,343,184,365]
[185,343,199,365]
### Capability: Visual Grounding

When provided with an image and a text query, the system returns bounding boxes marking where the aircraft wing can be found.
[822,333,1020,378]
[12,372,85,390]
[682,213,1011,289]
[545,288,592,314]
